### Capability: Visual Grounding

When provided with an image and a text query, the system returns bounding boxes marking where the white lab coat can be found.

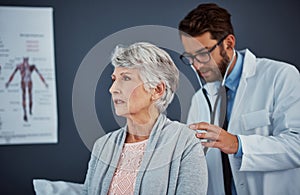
[187,49,300,195]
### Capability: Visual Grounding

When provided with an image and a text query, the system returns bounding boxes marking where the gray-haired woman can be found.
[83,42,208,195]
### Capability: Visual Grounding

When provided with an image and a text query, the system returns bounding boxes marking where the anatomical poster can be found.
[0,6,57,145]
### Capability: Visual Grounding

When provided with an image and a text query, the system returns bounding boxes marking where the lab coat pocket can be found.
[242,109,271,135]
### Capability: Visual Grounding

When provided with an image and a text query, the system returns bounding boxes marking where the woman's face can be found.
[109,67,153,118]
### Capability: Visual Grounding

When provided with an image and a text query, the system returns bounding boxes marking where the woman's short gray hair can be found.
[111,42,179,113]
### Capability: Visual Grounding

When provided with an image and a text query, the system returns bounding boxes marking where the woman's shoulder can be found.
[93,127,125,149]
[158,118,203,155]
[163,118,198,140]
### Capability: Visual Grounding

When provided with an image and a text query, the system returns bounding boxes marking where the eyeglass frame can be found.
[179,34,229,65]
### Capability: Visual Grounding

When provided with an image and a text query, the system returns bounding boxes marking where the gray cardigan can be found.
[82,114,208,195]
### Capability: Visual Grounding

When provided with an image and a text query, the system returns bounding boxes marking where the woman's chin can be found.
[114,110,128,117]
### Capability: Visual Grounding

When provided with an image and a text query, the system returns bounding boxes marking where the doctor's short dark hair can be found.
[178,3,234,41]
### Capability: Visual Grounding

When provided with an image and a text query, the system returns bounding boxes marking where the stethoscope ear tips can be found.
[221,49,236,86]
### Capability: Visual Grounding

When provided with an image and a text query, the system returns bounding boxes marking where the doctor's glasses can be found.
[180,34,228,65]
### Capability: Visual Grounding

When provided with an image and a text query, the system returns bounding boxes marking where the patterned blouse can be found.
[108,139,148,195]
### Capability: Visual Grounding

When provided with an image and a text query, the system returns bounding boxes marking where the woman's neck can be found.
[125,110,159,143]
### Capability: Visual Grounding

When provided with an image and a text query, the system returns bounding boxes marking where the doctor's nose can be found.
[192,60,205,71]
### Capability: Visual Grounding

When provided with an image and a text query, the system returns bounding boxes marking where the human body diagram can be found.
[5,57,48,121]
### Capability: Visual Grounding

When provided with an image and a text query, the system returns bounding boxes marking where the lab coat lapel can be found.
[229,49,256,130]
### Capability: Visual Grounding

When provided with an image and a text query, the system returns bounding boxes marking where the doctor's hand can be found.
[189,122,239,154]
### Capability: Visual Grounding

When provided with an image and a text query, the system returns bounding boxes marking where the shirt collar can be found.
[225,51,243,92]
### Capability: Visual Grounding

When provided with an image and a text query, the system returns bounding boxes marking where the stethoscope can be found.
[190,49,236,125]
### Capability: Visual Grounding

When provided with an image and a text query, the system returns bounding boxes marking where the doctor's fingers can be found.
[196,130,221,141]
[201,141,219,149]
[189,122,211,130]
[204,133,239,154]
[201,138,238,154]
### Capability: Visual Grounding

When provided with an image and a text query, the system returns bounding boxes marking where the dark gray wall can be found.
[0,0,299,194]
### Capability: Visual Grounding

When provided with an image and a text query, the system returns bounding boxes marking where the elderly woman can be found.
[83,42,208,195]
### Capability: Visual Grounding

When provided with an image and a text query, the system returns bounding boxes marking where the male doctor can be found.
[178,3,300,195]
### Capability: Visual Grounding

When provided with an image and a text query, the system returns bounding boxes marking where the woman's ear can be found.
[151,82,166,101]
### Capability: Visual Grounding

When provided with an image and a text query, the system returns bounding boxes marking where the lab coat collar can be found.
[239,49,256,79]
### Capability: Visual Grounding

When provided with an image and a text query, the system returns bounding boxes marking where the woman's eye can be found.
[123,76,131,81]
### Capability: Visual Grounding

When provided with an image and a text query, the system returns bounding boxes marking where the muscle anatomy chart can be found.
[0,6,57,145]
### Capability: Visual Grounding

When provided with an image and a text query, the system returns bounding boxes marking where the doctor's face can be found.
[181,32,230,83]
[109,67,153,118]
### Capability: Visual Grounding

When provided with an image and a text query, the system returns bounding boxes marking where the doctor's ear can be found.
[224,34,236,50]
[151,82,166,101]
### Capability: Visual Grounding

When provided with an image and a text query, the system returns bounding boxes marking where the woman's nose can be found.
[109,80,120,94]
